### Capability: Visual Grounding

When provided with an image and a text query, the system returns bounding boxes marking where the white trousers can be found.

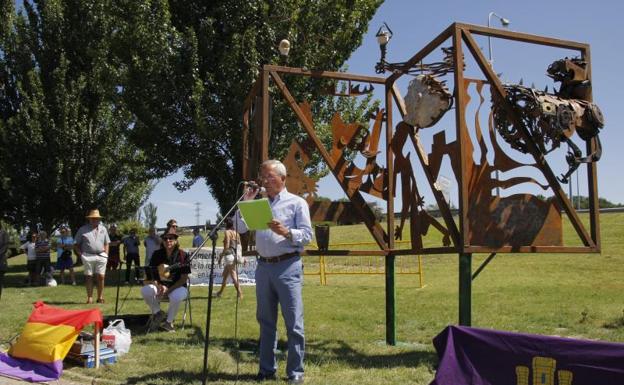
[140,284,188,323]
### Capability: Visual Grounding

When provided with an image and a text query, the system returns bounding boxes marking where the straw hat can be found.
[85,209,104,219]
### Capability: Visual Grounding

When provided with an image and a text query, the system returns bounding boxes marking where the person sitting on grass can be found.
[140,230,191,332]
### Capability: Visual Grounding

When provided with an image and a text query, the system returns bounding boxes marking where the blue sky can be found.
[150,0,624,227]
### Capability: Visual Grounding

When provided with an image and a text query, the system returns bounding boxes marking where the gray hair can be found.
[261,159,287,178]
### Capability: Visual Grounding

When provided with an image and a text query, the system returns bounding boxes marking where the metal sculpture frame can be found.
[242,23,600,343]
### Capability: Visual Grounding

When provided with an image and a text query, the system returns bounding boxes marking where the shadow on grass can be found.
[212,337,436,370]
[5,262,27,274]
[125,369,257,384]
[603,316,624,329]
[123,337,436,383]
[143,325,207,345]
[312,339,436,369]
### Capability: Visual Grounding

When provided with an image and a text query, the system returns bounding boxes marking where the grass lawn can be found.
[1,213,623,384]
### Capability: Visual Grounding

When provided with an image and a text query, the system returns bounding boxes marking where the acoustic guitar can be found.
[142,263,181,284]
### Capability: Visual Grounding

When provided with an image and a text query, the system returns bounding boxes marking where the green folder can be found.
[237,198,273,230]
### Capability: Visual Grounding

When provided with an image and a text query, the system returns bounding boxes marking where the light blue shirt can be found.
[235,188,312,258]
[56,236,74,258]
[75,223,110,255]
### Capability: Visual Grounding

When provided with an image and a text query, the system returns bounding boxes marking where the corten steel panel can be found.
[460,27,596,250]
[452,25,470,249]
[581,47,601,250]
[460,79,563,248]
[269,70,389,250]
[241,23,601,255]
[308,201,361,224]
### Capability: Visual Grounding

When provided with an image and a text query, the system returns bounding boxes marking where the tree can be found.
[122,0,384,214]
[0,0,154,232]
[142,202,158,229]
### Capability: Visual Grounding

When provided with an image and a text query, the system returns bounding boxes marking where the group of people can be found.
[16,220,165,291]
[1,159,312,383]
[18,227,75,286]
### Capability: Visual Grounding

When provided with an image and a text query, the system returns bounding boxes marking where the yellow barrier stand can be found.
[304,241,425,288]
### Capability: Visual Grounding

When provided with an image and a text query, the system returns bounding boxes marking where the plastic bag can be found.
[102,319,131,356]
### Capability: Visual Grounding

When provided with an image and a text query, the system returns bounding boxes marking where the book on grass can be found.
[237,198,273,230]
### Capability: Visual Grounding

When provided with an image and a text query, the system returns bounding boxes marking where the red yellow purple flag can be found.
[0,301,102,382]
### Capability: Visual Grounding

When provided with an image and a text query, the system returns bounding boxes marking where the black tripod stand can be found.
[200,188,250,385]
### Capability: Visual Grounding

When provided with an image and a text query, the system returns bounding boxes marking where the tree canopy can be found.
[0,0,154,231]
[0,0,383,228]
[122,0,384,213]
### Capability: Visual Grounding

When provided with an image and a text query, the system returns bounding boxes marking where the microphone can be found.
[242,181,259,188]
[242,181,266,193]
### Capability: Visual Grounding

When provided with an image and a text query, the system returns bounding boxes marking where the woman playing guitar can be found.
[140,230,191,332]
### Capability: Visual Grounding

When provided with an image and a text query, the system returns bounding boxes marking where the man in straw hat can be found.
[74,209,110,304]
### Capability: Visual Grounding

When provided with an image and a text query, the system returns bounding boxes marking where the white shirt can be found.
[235,188,312,258]
[20,241,37,261]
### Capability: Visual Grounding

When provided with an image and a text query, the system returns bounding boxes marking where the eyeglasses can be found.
[171,225,178,228]
[163,237,176,241]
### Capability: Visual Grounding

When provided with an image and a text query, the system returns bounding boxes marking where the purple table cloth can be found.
[431,325,624,385]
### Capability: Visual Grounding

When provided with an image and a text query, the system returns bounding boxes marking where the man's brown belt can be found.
[258,252,299,264]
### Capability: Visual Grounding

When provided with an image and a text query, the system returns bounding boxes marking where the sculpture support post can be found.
[459,253,472,326]
[385,253,396,345]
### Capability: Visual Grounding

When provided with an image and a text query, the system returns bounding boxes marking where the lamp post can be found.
[375,22,393,73]
[487,12,510,197]
[279,39,290,57]
[487,12,510,67]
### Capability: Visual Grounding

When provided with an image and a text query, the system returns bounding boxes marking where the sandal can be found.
[86,297,94,304]
[96,298,105,304]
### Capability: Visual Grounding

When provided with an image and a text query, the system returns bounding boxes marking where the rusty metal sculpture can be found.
[242,23,603,332]
[493,57,604,183]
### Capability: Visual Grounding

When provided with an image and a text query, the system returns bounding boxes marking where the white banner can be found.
[186,247,257,286]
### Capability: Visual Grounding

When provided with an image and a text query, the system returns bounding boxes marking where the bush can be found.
[0,220,24,257]
[114,220,147,238]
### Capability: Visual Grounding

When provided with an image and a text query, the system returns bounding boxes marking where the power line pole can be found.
[194,202,201,226]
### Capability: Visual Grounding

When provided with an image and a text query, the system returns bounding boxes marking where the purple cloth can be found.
[0,352,62,382]
[431,325,624,385]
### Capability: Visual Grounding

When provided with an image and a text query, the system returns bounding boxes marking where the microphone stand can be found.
[201,188,250,385]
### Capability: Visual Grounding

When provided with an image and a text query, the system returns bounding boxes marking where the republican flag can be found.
[0,301,102,382]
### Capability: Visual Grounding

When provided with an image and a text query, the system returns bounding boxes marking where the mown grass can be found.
[1,213,623,384]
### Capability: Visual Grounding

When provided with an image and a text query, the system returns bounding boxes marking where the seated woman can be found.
[140,231,191,332]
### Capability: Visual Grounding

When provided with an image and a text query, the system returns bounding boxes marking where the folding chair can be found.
[145,282,192,333]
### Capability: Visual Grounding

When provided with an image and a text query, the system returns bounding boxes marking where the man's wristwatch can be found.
[285,229,293,241]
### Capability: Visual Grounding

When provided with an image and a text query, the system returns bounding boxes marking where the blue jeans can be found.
[255,257,304,377]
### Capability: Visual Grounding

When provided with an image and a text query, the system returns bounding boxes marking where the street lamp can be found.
[279,39,290,56]
[487,12,510,66]
[375,22,393,73]
[487,12,510,197]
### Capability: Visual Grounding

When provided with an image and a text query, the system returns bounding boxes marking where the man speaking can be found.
[235,159,312,384]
